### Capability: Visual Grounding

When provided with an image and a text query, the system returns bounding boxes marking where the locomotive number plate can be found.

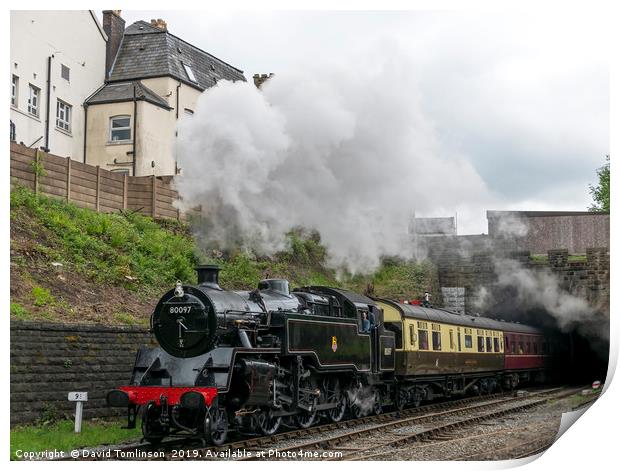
[169,305,192,315]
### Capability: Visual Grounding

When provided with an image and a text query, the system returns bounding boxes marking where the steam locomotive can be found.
[107,265,553,445]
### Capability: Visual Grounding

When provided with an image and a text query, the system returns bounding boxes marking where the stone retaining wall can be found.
[10,321,156,425]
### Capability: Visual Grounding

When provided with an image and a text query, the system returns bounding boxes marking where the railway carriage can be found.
[378,299,551,406]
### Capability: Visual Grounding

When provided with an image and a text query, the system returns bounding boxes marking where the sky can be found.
[99,9,609,234]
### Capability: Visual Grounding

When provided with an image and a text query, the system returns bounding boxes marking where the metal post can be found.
[75,401,83,433]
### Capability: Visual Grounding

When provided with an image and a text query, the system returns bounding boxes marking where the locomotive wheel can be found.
[395,388,408,411]
[295,409,317,429]
[373,397,383,416]
[256,408,281,436]
[141,402,166,444]
[206,407,228,446]
[326,388,347,423]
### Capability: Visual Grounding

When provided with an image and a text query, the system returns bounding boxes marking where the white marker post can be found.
[68,392,88,433]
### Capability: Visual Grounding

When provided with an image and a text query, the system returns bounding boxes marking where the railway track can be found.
[232,386,579,461]
[59,386,575,461]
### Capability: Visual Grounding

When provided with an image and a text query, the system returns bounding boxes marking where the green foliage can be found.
[31,286,55,307]
[10,186,198,290]
[589,155,610,212]
[10,303,31,320]
[113,312,146,326]
[10,419,141,460]
[345,257,439,300]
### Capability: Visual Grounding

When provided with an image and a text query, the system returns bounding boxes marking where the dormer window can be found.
[182,63,197,83]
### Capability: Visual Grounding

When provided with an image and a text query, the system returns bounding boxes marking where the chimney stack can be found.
[150,18,167,30]
[253,73,275,89]
[102,10,125,79]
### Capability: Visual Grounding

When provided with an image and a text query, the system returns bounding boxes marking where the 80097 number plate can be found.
[169,305,192,315]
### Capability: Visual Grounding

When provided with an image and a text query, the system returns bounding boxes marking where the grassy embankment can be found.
[10,419,141,460]
[10,186,440,325]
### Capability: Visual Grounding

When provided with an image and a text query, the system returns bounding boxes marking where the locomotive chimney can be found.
[196,265,221,289]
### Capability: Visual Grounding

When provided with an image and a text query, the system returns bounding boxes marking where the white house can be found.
[84,12,246,176]
[10,11,107,161]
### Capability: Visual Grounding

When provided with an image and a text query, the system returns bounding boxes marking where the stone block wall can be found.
[10,321,156,425]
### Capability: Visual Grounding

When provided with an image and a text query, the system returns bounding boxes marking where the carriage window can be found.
[409,324,415,346]
[477,337,485,352]
[518,340,524,354]
[486,337,492,352]
[418,330,429,350]
[432,331,441,351]
[525,342,530,354]
[533,341,538,354]
[494,338,500,353]
[505,337,509,352]
[465,335,472,348]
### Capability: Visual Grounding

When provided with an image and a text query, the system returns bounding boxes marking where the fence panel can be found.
[9,143,182,220]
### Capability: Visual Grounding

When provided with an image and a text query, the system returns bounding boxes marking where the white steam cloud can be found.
[175,47,491,273]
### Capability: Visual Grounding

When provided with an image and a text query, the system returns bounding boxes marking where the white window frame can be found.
[11,75,18,107]
[56,99,72,132]
[109,115,132,142]
[182,63,198,82]
[28,84,40,116]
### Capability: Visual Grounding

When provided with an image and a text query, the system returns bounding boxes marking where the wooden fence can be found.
[9,142,180,219]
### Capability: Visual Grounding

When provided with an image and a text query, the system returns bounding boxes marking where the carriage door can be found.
[449,329,456,369]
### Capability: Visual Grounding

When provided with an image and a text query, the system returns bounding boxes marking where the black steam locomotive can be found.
[107,265,396,444]
[107,265,552,444]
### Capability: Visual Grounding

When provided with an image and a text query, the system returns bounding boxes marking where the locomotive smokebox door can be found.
[152,285,217,358]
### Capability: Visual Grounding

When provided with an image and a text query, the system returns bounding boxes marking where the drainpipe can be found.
[43,56,52,152]
[83,104,88,163]
[176,81,181,119]
[175,81,181,174]
[132,84,138,177]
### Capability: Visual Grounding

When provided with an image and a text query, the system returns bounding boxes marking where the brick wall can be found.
[10,321,156,425]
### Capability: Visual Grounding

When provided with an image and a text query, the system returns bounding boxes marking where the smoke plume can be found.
[175,47,491,273]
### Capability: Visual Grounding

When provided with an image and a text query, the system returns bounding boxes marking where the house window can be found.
[182,63,197,82]
[61,64,70,82]
[10,120,16,141]
[28,84,40,116]
[110,116,131,141]
[11,75,18,106]
[56,100,71,132]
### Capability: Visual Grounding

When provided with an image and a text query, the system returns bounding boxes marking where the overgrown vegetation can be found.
[589,154,610,212]
[10,419,141,460]
[10,186,439,324]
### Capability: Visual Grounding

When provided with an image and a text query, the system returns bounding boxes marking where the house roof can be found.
[108,20,246,90]
[85,81,172,109]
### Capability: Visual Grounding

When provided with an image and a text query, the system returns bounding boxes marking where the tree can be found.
[589,155,610,212]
